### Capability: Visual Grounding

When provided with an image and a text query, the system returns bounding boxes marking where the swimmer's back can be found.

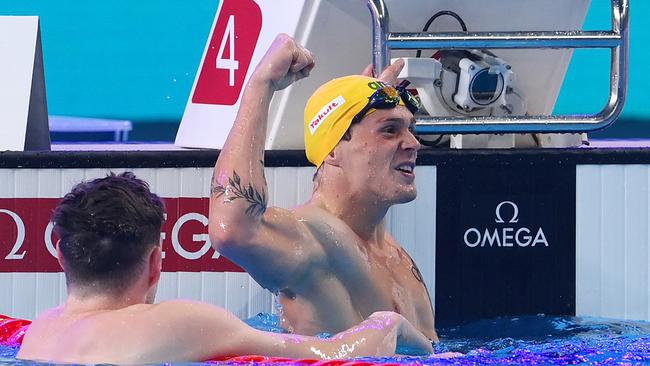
[18,301,258,363]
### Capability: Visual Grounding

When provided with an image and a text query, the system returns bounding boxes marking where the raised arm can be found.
[208,34,316,289]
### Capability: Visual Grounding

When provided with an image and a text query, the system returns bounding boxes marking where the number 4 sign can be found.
[176,0,305,149]
[192,0,262,105]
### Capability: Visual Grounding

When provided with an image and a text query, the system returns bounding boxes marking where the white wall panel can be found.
[34,273,65,317]
[624,166,649,320]
[153,168,180,197]
[0,274,11,316]
[0,169,15,196]
[248,279,274,316]
[61,169,86,196]
[37,169,63,198]
[11,273,37,320]
[177,272,204,302]
[226,272,254,319]
[576,165,602,317]
[82,168,110,182]
[14,169,38,198]
[201,271,227,309]
[157,272,180,301]
[576,165,650,321]
[601,165,626,317]
[12,163,650,324]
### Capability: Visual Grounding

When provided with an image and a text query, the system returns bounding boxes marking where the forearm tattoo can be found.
[211,170,267,217]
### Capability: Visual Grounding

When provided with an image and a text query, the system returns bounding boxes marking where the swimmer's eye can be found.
[408,125,417,135]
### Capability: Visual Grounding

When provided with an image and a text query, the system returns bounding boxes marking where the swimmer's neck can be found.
[309,191,388,244]
[61,286,149,315]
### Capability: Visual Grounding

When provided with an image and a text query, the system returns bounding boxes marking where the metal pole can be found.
[366,0,390,77]
[385,31,621,50]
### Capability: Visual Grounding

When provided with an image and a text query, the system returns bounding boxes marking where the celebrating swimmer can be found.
[17,172,432,364]
[210,34,438,341]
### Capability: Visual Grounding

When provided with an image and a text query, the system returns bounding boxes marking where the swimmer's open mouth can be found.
[395,163,415,175]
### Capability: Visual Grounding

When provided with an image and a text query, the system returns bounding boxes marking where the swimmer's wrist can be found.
[246,73,270,91]
[244,73,276,103]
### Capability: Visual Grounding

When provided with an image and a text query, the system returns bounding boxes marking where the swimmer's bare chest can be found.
[279,221,436,338]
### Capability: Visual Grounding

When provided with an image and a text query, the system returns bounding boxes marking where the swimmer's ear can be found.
[323,146,343,167]
[147,246,162,287]
[55,240,66,271]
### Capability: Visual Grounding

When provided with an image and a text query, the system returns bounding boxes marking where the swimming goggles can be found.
[351,81,421,125]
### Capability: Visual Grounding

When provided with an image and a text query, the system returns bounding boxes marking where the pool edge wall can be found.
[0,148,648,323]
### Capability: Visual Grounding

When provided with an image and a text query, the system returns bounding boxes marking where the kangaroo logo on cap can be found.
[309,96,346,135]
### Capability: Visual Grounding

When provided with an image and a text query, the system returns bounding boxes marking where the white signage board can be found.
[0,16,50,151]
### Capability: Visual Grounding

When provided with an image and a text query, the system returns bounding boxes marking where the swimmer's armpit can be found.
[211,170,267,217]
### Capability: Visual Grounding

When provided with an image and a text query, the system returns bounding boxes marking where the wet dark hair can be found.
[53,172,165,293]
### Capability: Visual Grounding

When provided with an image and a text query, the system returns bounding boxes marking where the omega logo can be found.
[0,209,220,261]
[494,201,518,223]
[463,201,549,248]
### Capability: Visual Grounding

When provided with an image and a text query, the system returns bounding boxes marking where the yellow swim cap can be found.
[303,75,403,167]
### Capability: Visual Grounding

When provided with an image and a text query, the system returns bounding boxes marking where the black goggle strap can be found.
[396,80,421,115]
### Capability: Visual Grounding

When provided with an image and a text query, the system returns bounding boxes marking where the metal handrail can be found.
[366,0,630,134]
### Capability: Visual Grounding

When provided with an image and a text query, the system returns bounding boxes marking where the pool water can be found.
[1,314,649,365]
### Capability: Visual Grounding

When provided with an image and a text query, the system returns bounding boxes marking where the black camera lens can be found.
[470,69,503,105]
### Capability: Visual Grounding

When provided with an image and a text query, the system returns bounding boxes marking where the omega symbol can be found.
[495,200,519,223]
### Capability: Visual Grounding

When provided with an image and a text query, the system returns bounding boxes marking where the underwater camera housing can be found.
[395,51,531,148]
[448,50,515,113]
[396,50,525,119]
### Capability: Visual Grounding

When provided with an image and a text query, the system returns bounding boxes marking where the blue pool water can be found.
[1,314,649,365]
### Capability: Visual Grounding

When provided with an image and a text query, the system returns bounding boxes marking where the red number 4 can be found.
[192,0,262,106]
